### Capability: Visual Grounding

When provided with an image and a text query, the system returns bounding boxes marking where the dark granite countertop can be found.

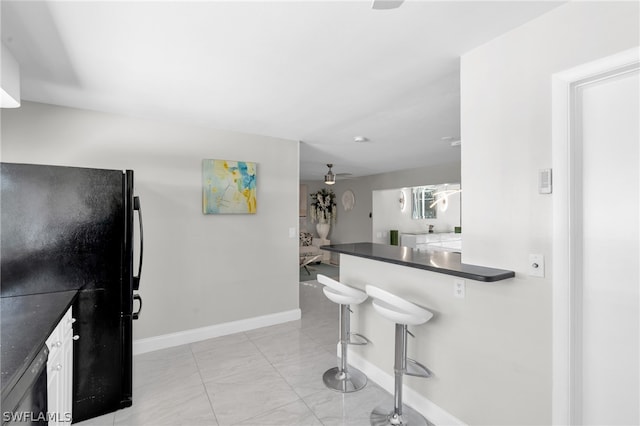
[1,290,78,402]
[320,242,515,282]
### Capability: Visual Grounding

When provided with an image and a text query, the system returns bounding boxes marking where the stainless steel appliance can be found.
[1,345,48,425]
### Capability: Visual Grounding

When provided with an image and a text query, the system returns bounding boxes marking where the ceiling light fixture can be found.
[354,136,369,143]
[1,43,21,108]
[324,164,336,185]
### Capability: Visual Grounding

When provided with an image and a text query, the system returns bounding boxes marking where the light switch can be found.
[539,169,552,194]
[529,254,545,277]
[289,227,296,238]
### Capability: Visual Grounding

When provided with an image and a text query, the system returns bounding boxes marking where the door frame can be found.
[551,47,639,425]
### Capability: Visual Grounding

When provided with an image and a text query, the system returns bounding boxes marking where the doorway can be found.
[552,49,639,425]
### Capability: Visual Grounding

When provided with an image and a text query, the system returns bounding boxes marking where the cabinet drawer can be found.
[416,234,441,243]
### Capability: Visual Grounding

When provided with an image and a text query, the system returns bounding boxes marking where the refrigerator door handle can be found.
[133,196,143,291]
[133,294,143,320]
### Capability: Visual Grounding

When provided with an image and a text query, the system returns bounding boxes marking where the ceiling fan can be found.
[371,0,405,10]
[324,164,352,185]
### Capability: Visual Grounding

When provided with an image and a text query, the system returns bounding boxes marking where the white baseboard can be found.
[346,347,467,426]
[133,308,301,355]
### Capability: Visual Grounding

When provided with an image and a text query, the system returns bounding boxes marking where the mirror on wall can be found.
[412,186,438,219]
[372,182,461,250]
[371,183,461,245]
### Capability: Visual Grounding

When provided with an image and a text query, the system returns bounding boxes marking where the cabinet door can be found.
[400,234,417,248]
[62,328,73,423]
[47,352,63,425]
[47,307,74,425]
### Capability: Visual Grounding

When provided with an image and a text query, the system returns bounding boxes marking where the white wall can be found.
[460,2,639,424]
[1,101,300,340]
[372,184,461,245]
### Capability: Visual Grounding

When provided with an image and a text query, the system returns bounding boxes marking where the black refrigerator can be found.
[0,162,143,422]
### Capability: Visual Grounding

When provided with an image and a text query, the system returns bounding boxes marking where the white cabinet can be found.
[400,232,462,252]
[46,307,75,425]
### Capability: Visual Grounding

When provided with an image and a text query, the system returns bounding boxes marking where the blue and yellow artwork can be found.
[202,159,257,214]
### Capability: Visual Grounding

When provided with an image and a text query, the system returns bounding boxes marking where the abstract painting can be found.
[202,159,257,214]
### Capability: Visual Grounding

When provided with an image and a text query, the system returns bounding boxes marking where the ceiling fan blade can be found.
[371,0,405,10]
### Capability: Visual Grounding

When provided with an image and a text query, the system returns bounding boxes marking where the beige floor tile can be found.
[235,400,322,426]
[204,373,299,425]
[115,382,217,426]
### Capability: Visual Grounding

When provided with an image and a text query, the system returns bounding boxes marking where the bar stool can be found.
[318,274,370,393]
[365,285,434,426]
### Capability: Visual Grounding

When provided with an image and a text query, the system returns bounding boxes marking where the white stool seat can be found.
[319,274,367,305]
[323,287,366,306]
[365,285,433,325]
[371,299,430,326]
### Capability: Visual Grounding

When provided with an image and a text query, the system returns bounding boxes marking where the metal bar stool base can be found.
[322,366,367,393]
[370,402,431,426]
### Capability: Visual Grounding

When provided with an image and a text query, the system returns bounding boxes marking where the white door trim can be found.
[551,47,639,426]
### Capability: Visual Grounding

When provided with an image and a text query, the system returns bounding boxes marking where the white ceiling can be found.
[2,1,564,181]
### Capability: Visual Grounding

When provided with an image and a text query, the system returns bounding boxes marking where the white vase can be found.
[316,222,330,240]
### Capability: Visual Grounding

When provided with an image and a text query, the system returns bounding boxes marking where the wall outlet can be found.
[454,279,465,298]
[529,254,545,277]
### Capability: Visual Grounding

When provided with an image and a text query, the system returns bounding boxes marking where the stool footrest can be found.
[348,332,370,345]
[405,358,433,378]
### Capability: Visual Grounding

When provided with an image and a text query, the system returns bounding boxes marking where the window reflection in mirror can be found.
[412,186,438,219]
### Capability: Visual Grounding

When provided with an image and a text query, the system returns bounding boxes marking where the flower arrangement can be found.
[310,188,337,223]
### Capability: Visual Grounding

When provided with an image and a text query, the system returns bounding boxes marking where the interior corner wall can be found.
[460,2,639,425]
[301,162,461,244]
[1,101,300,340]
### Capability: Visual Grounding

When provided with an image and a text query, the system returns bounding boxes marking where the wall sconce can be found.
[398,190,406,211]
[1,43,21,108]
[429,188,462,212]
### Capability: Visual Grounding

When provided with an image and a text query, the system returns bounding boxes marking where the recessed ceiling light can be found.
[354,136,369,143]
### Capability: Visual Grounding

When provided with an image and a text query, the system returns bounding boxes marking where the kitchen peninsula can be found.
[320,242,515,424]
[321,242,514,282]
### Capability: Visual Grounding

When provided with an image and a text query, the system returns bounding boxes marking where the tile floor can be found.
[76,280,395,425]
